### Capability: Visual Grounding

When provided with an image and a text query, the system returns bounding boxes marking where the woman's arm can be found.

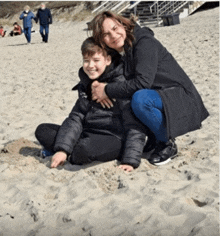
[48,9,52,24]
[31,12,35,19]
[107,37,159,98]
[92,37,159,100]
[92,81,113,108]
[35,10,39,23]
[19,12,25,20]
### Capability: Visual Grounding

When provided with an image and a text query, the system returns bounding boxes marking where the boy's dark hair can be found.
[81,37,108,57]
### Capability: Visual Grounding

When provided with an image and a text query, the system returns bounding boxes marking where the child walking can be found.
[35,37,148,172]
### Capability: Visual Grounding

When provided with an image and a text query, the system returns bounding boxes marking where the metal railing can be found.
[150,1,189,16]
[112,1,130,14]
[127,1,142,10]
[92,1,143,15]
[92,1,120,14]
[92,1,108,14]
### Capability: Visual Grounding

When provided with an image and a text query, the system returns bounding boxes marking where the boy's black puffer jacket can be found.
[54,61,147,168]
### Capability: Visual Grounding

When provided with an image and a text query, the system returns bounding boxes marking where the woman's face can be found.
[102,18,126,52]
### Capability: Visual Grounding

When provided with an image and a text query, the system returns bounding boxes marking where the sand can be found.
[0,7,219,236]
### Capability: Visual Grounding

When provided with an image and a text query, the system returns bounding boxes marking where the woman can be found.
[90,11,209,166]
[19,5,36,44]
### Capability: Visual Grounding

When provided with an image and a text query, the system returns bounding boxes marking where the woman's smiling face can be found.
[102,18,126,52]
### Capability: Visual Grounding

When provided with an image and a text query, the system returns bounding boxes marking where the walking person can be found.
[19,5,36,44]
[35,3,52,43]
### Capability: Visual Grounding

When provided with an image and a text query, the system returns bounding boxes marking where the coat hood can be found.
[124,23,154,52]
[134,23,154,38]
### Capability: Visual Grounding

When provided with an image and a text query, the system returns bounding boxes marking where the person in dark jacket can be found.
[35,37,148,172]
[19,5,36,44]
[90,11,209,166]
[35,3,52,43]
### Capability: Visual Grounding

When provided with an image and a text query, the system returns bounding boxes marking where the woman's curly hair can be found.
[90,11,136,50]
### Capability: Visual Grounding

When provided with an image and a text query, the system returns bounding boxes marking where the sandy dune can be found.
[0,7,219,236]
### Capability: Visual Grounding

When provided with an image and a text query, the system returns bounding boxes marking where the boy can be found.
[35,37,147,172]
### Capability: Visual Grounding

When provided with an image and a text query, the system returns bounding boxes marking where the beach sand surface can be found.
[0,7,219,236]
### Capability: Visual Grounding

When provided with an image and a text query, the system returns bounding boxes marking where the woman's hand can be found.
[118,164,134,172]
[51,151,67,168]
[91,81,107,101]
[100,98,114,109]
[92,81,113,108]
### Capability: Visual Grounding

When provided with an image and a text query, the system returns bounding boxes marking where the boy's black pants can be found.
[35,123,122,165]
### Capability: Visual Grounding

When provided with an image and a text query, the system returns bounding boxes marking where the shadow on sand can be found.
[19,145,105,172]
[7,42,40,47]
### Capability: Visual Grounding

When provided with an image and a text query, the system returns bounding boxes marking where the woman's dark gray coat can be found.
[105,24,209,139]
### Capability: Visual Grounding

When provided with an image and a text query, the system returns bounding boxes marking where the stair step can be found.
[138,13,155,16]
[139,18,159,22]
[139,15,157,19]
[92,1,205,28]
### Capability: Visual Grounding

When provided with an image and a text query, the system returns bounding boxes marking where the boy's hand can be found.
[51,151,67,168]
[119,164,134,172]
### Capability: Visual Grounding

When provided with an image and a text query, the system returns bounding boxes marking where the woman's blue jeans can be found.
[131,89,168,143]
[23,27,31,43]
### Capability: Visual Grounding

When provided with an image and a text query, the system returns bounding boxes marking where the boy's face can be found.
[83,51,111,80]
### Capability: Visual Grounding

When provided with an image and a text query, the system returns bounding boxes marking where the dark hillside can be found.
[0,1,99,18]
[0,1,38,18]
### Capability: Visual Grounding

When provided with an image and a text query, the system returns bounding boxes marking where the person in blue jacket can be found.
[35,3,52,43]
[19,5,36,44]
